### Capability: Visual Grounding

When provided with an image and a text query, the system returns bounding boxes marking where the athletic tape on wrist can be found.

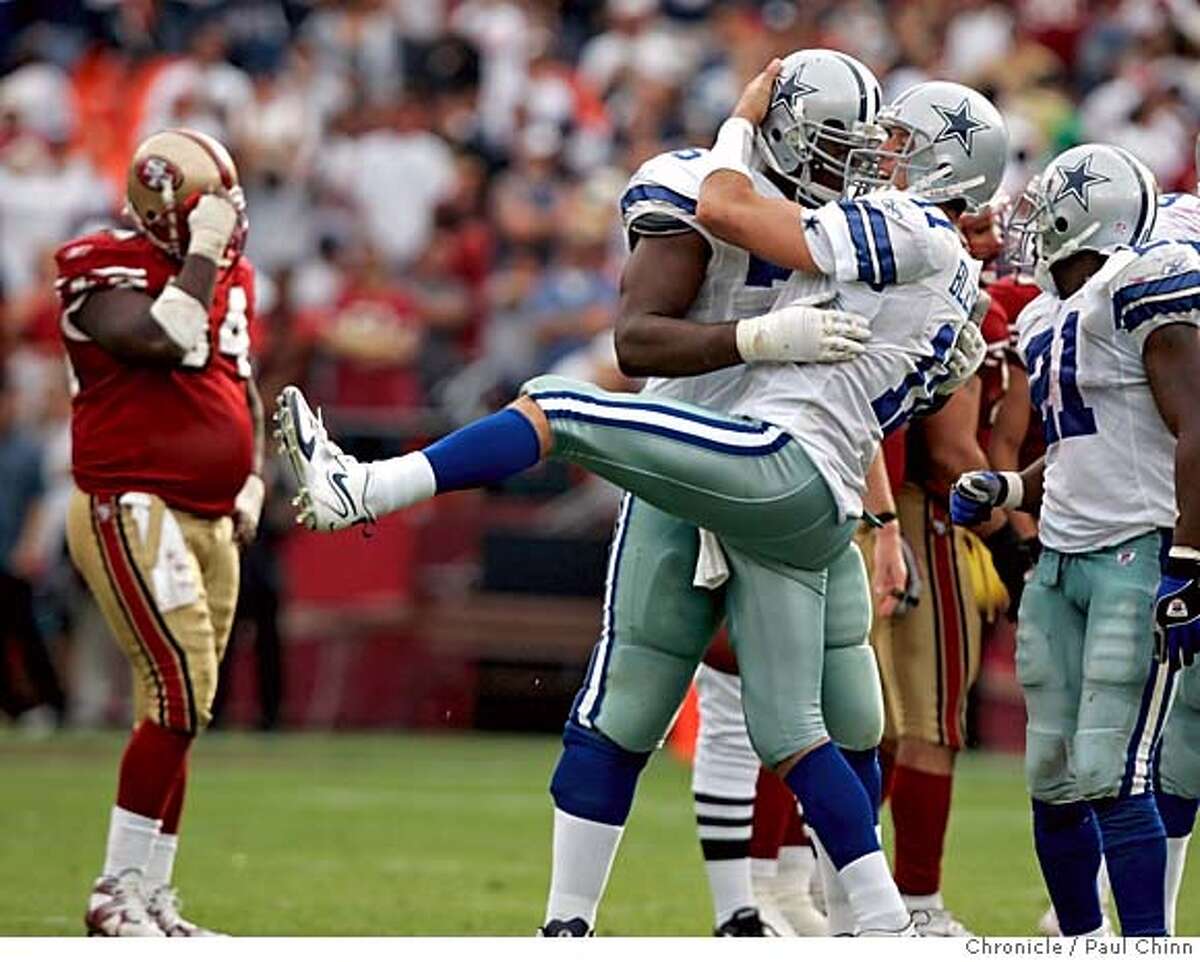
[1169,545,1200,563]
[711,117,755,180]
[150,285,208,352]
[999,471,1024,510]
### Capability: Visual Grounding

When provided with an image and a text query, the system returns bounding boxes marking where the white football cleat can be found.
[85,870,163,937]
[753,875,826,936]
[147,886,222,937]
[274,385,375,532]
[909,907,973,937]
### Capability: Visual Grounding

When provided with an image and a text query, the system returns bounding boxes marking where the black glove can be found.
[985,523,1040,620]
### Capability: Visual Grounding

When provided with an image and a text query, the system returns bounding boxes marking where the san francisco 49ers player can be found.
[55,129,264,936]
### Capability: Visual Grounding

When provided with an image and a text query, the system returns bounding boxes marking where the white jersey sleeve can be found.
[1154,192,1200,247]
[1105,240,1200,352]
[804,190,960,288]
[620,148,717,244]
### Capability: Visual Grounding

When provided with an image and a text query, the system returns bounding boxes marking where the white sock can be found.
[544,808,623,927]
[811,834,855,936]
[144,832,178,892]
[778,844,817,893]
[102,806,161,879]
[839,850,910,933]
[902,891,944,911]
[705,859,755,927]
[363,452,436,517]
[1166,835,1191,935]
[751,858,779,881]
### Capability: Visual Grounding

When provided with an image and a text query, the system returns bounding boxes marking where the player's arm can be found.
[1145,323,1200,667]
[987,360,1039,540]
[72,195,238,367]
[233,325,267,547]
[925,379,1005,537]
[1146,324,1200,547]
[614,230,741,376]
[863,447,908,617]
[694,60,821,274]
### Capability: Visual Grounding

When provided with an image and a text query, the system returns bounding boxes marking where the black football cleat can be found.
[715,906,777,936]
[538,917,593,937]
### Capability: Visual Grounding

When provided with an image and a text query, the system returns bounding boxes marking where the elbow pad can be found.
[150,284,209,353]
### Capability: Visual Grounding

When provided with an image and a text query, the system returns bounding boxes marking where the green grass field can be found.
[2,731,1197,936]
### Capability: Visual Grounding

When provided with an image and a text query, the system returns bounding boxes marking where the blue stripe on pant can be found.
[1120,660,1177,797]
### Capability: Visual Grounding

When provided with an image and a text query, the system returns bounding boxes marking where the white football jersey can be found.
[1155,191,1200,245]
[1016,240,1200,553]
[619,148,800,412]
[727,190,981,519]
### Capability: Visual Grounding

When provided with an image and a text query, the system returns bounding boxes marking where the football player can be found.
[275,61,1005,936]
[1134,181,1200,934]
[56,130,264,936]
[952,143,1200,937]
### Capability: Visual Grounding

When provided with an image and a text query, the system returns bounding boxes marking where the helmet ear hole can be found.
[1054,216,1068,232]
[770,129,782,141]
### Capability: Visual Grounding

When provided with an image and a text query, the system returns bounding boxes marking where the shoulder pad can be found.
[54,230,169,303]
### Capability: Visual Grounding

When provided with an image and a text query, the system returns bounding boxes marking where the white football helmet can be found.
[1005,143,1158,292]
[757,48,883,206]
[846,80,1008,211]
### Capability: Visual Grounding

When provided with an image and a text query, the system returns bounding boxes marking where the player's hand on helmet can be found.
[736,302,871,364]
[951,470,1010,527]
[937,322,987,395]
[1154,550,1200,669]
[232,473,265,547]
[187,191,239,263]
[732,58,783,124]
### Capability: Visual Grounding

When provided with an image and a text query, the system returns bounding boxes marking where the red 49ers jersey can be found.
[55,229,256,517]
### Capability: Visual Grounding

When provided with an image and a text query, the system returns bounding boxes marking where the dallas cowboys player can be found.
[1147,181,1200,934]
[614,48,896,936]
[951,144,1200,937]
[273,59,1003,937]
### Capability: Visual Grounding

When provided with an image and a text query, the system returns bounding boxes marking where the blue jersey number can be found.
[1025,310,1097,446]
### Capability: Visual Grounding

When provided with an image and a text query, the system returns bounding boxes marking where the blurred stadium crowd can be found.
[3,0,1200,731]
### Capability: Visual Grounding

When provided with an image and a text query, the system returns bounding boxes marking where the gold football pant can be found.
[862,483,984,750]
[66,488,238,733]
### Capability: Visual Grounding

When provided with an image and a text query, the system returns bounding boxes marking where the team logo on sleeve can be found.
[137,155,184,192]
[1050,155,1111,212]
[931,98,986,155]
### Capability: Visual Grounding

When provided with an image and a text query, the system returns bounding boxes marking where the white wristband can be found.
[999,471,1024,510]
[150,284,208,353]
[711,117,756,181]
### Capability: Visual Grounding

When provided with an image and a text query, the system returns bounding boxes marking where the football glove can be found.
[736,303,871,364]
[950,470,1023,526]
[1154,549,1200,669]
[937,322,987,396]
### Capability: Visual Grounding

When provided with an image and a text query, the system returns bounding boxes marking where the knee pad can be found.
[1025,729,1075,802]
[550,721,650,826]
[1074,727,1131,800]
[822,644,884,751]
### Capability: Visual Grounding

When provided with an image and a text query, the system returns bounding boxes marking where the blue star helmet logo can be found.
[931,98,987,155]
[771,64,819,114]
[1050,154,1112,212]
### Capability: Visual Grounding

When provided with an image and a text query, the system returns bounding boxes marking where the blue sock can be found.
[784,742,879,869]
[549,721,650,826]
[1093,794,1167,936]
[1031,799,1103,935]
[1157,791,1200,838]
[840,747,882,824]
[422,408,541,493]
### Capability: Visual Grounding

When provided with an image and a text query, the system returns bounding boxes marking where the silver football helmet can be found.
[846,80,1008,211]
[1005,143,1158,291]
[757,48,883,206]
